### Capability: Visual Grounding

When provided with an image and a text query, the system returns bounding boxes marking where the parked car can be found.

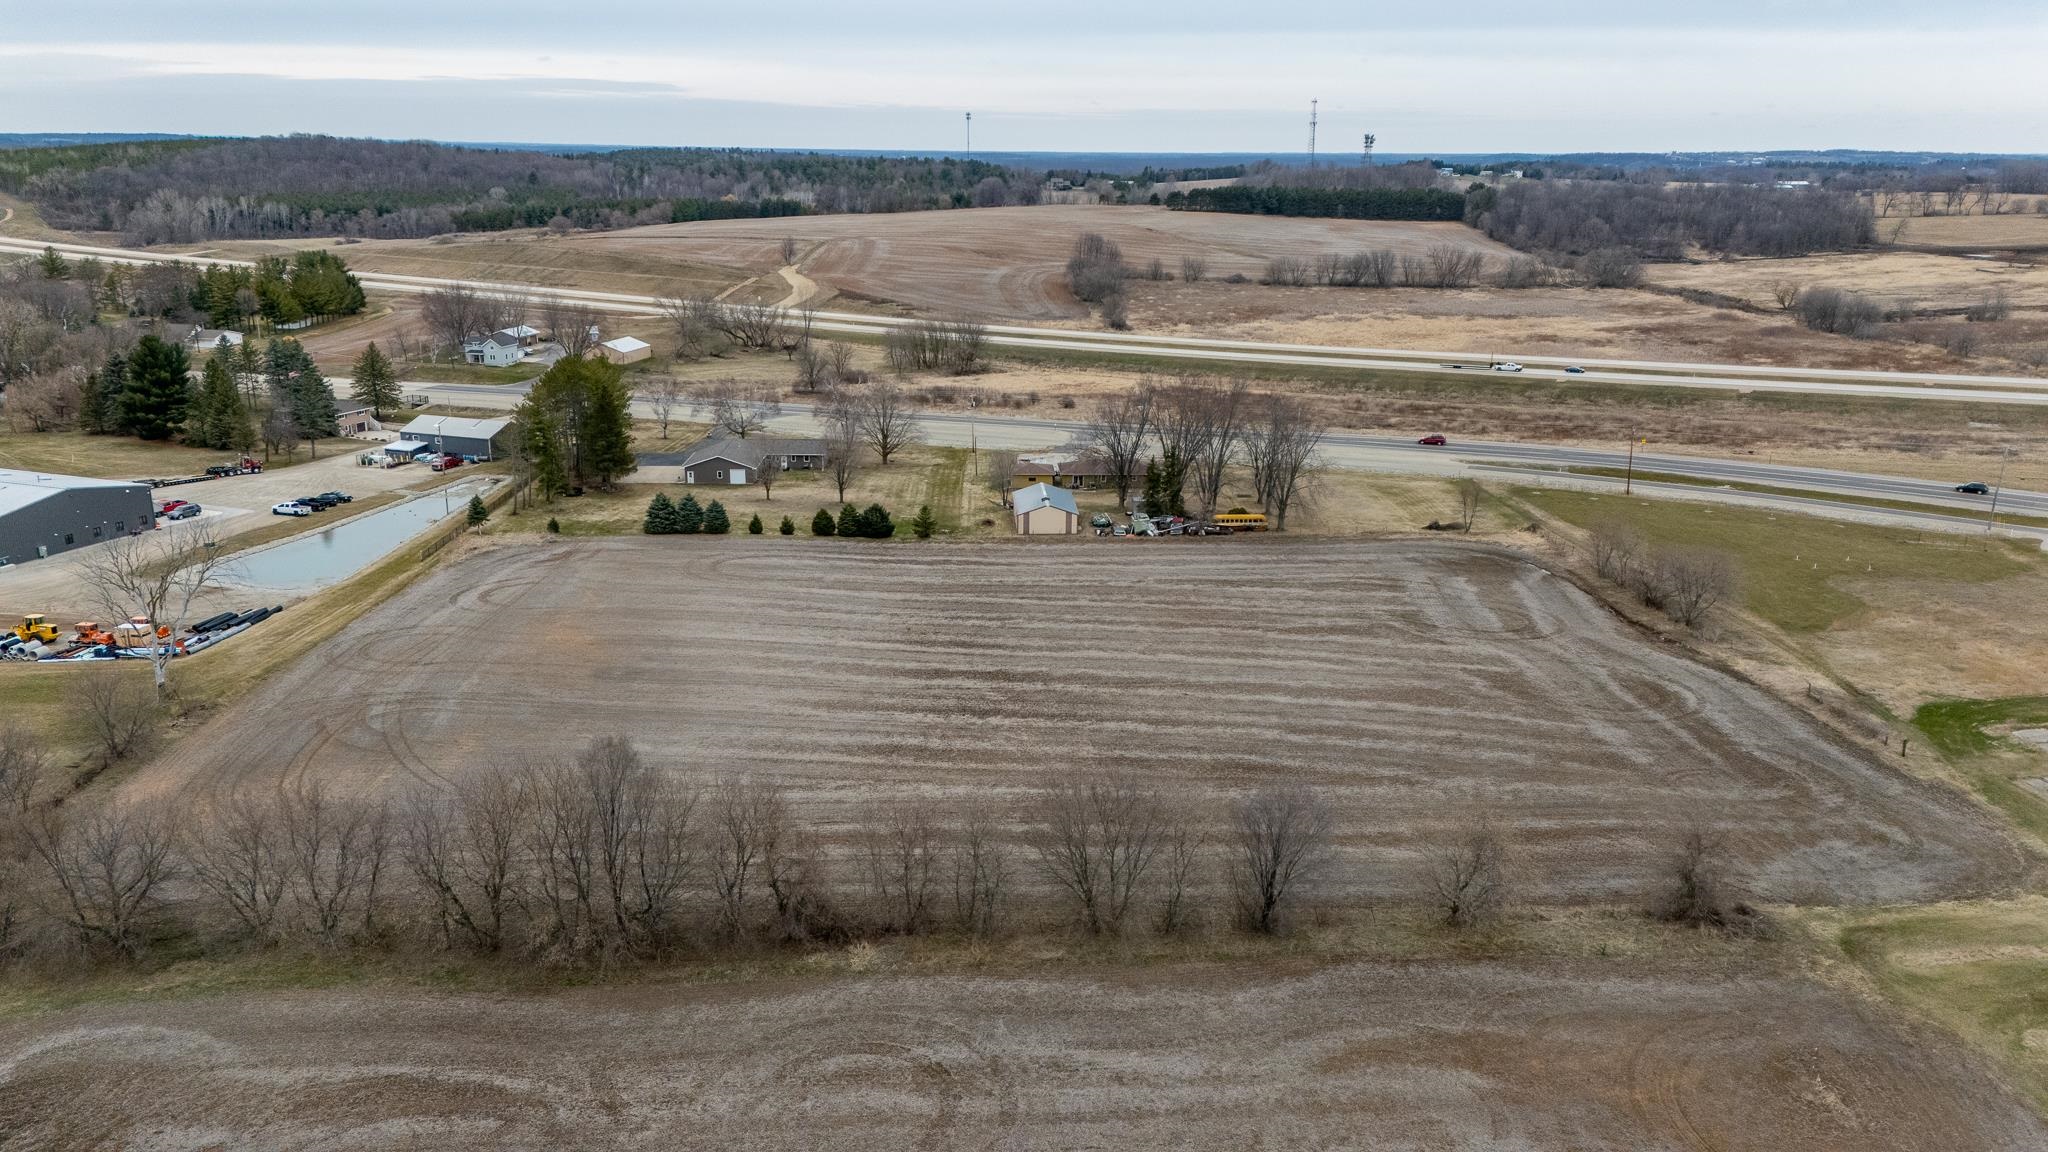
[165,503,202,521]
[298,494,338,511]
[156,499,189,516]
[1954,481,1992,495]
[431,455,462,473]
[1564,366,1587,375]
[1089,513,1112,529]
[1111,525,1129,537]
[1418,434,1448,446]
[316,491,354,504]
[1492,362,1524,373]
[272,502,310,517]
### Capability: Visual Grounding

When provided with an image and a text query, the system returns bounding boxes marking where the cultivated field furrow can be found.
[133,538,2027,905]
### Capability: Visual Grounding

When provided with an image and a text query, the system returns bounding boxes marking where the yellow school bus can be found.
[1211,512,1268,531]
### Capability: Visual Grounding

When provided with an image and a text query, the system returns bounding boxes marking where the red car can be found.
[157,499,189,516]
[1417,435,1448,446]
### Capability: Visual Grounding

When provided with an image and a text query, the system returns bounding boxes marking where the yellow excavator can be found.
[13,614,58,644]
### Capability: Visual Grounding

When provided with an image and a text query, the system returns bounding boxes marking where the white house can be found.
[464,331,523,368]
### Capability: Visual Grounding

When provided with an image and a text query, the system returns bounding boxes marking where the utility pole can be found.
[1985,447,2015,533]
[1625,436,1643,495]
[964,112,972,158]
[967,395,979,477]
[1308,100,1318,168]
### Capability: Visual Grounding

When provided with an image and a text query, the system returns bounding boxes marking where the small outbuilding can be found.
[1011,482,1080,536]
[398,416,512,461]
[597,336,651,365]
[464,331,523,368]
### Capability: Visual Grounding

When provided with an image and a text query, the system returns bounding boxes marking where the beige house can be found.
[597,336,651,364]
[1011,483,1080,535]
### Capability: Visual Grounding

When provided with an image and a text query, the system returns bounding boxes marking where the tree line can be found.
[1471,180,1874,260]
[8,136,1049,243]
[0,727,1755,970]
[1088,375,1325,530]
[1167,185,1468,221]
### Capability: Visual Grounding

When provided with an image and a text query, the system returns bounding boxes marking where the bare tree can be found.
[23,795,179,957]
[401,773,530,953]
[857,379,923,464]
[1456,479,1482,532]
[77,665,160,768]
[542,297,601,358]
[1656,548,1739,628]
[761,804,834,943]
[861,799,941,934]
[1154,807,1201,935]
[261,402,301,461]
[823,392,862,502]
[757,452,784,500]
[658,294,729,361]
[696,380,783,439]
[181,794,290,944]
[1179,255,1208,283]
[1230,785,1332,935]
[1033,772,1165,936]
[711,300,790,351]
[79,521,230,700]
[780,235,800,264]
[1429,817,1509,930]
[1240,394,1325,530]
[1654,826,1738,928]
[1187,377,1250,518]
[1153,375,1231,513]
[580,736,697,953]
[419,281,489,353]
[950,804,1009,937]
[708,776,780,940]
[1587,521,1646,585]
[641,376,684,439]
[1089,381,1157,507]
[281,780,390,947]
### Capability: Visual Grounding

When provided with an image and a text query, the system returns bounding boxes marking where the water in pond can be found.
[228,486,487,592]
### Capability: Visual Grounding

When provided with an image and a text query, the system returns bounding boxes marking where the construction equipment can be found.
[74,621,116,646]
[13,614,58,644]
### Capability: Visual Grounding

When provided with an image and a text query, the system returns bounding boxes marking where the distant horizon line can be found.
[3,132,2043,163]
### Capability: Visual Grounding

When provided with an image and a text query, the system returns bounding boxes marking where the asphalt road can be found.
[394,378,2048,541]
[8,236,2048,407]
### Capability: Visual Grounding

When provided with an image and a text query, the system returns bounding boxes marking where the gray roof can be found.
[1012,483,1079,516]
[400,415,512,442]
[0,468,143,517]
[678,435,826,471]
[468,331,519,348]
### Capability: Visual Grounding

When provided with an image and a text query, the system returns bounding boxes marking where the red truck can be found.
[205,457,263,477]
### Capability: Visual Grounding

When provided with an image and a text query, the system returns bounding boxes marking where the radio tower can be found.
[965,112,972,157]
[1308,100,1318,167]
[1361,132,1376,167]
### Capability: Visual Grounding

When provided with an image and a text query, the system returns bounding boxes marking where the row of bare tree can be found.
[1587,523,1739,628]
[1089,376,1326,527]
[417,282,605,359]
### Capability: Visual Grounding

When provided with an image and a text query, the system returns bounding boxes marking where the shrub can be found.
[778,514,795,535]
[1576,247,1643,288]
[1795,287,1882,337]
[910,504,936,539]
[861,503,894,538]
[1100,292,1129,331]
[675,493,704,534]
[466,494,489,529]
[811,508,835,536]
[703,501,731,534]
[837,502,862,538]
[546,516,560,534]
[747,513,764,534]
[1066,232,1127,303]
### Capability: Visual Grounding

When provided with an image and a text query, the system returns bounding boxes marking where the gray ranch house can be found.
[678,435,828,485]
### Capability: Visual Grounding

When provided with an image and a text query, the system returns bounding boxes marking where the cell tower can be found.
[965,112,972,157]
[1361,133,1376,166]
[1308,99,1318,167]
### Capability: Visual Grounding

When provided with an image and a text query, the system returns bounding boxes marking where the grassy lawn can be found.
[1808,899,2048,1114]
[1908,695,2048,845]
[1914,696,2048,759]
[399,362,540,386]
[1520,487,2038,632]
[495,444,977,538]
[0,430,324,481]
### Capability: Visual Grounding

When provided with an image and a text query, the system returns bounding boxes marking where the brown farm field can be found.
[127,538,2025,906]
[3,955,2044,1151]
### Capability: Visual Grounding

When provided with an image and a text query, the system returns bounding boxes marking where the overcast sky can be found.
[6,1,2046,154]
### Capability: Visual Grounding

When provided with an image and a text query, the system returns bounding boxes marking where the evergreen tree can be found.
[861,503,895,538]
[79,354,125,435]
[522,355,637,492]
[748,513,764,535]
[36,246,68,279]
[676,493,704,534]
[350,342,400,417]
[189,355,249,449]
[231,339,264,406]
[811,508,835,536]
[120,335,192,441]
[546,516,560,534]
[515,400,569,499]
[910,504,936,539]
[579,371,636,489]
[466,494,489,529]
[779,515,796,535]
[703,501,731,535]
[644,493,676,534]
[1142,457,1166,517]
[837,502,862,538]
